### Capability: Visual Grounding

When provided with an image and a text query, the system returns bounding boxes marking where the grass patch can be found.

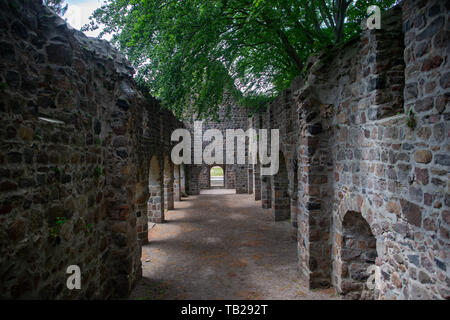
[210,166,224,177]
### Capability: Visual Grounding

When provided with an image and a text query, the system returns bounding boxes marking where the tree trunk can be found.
[333,0,350,43]
[276,30,303,72]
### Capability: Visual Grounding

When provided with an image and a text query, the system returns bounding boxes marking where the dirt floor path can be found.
[129,190,338,300]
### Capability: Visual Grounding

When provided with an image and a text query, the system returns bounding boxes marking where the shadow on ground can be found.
[129,190,339,300]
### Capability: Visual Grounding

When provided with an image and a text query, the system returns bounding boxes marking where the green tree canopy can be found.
[84,0,397,119]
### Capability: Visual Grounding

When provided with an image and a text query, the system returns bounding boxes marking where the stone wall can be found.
[248,0,449,299]
[0,0,448,301]
[263,77,303,234]
[294,4,408,294]
[0,0,182,299]
[184,97,250,195]
[329,0,449,300]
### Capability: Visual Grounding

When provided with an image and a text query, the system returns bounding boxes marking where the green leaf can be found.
[85,0,399,118]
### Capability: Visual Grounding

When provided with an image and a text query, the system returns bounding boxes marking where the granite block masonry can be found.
[0,0,182,298]
[0,0,448,300]
[246,0,449,300]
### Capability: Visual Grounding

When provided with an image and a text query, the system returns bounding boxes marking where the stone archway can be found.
[210,165,225,188]
[198,164,228,190]
[339,211,377,299]
[148,155,164,223]
[332,196,378,300]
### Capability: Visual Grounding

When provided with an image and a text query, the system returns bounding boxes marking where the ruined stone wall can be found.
[249,0,449,299]
[316,5,408,297]
[266,78,302,233]
[0,0,182,299]
[247,116,261,201]
[328,0,448,300]
[1,0,447,301]
[185,97,250,195]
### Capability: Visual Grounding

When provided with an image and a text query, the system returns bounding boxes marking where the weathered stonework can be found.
[184,99,250,195]
[0,0,182,298]
[246,0,449,299]
[0,0,448,301]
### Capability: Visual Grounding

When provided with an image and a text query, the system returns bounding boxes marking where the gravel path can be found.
[129,190,339,300]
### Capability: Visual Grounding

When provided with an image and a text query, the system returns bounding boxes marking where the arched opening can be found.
[210,166,224,188]
[148,155,164,223]
[272,151,290,221]
[340,211,377,300]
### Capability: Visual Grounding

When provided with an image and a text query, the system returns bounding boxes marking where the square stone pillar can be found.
[260,172,272,208]
[173,165,181,201]
[253,164,261,200]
